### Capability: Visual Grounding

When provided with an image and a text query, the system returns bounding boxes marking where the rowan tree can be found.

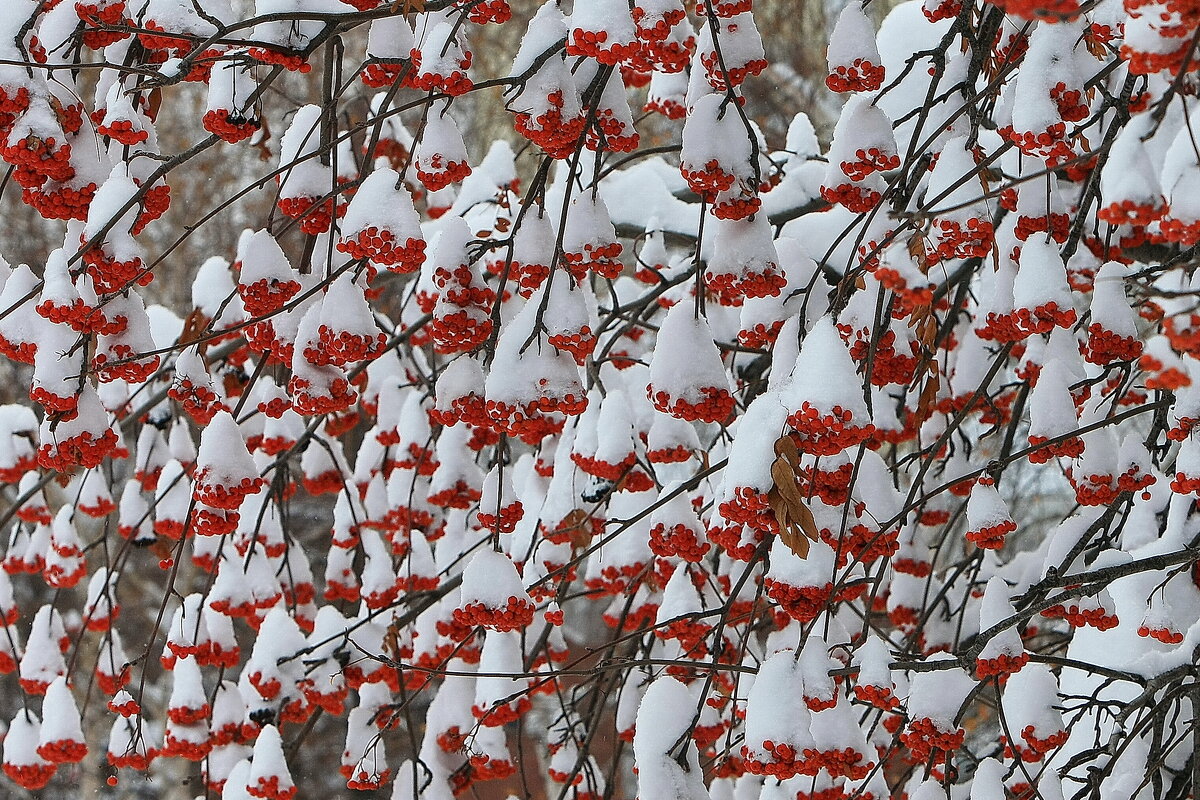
[0,1,1195,799]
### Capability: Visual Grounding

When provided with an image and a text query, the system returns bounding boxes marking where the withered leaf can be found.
[562,508,594,548]
[223,372,244,399]
[773,434,800,468]
[383,622,401,659]
[917,374,940,419]
[179,309,214,362]
[148,88,163,120]
[149,537,175,562]
[780,526,811,559]
[770,458,805,508]
[253,117,273,162]
[769,452,820,560]
[793,498,819,542]
[179,309,208,346]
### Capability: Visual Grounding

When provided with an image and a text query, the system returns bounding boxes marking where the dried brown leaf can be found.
[779,525,811,559]
[770,458,805,508]
[794,498,819,542]
[917,374,940,419]
[253,117,273,162]
[562,508,594,548]
[773,434,800,468]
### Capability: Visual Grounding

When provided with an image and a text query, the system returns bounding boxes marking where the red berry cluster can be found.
[683,159,737,196]
[91,345,161,384]
[407,48,470,93]
[38,428,119,471]
[202,109,260,144]
[97,117,147,145]
[634,6,687,37]
[277,195,334,235]
[36,297,105,334]
[787,402,875,457]
[452,597,535,632]
[246,47,311,73]
[841,148,900,182]
[762,578,837,624]
[813,746,872,780]
[933,217,994,260]
[965,518,1016,550]
[741,740,818,780]
[649,522,711,561]
[826,59,885,93]
[1001,121,1072,161]
[193,473,264,510]
[701,52,767,90]
[427,479,483,510]
[1001,727,1066,764]
[853,683,900,711]
[338,227,426,273]
[310,327,387,368]
[4,762,57,790]
[562,241,624,282]
[654,616,713,653]
[547,326,597,364]
[712,190,761,220]
[477,501,523,534]
[135,182,171,234]
[590,105,640,153]
[4,133,73,187]
[899,717,965,764]
[1041,602,1118,630]
[737,319,783,349]
[1071,472,1120,506]
[431,307,493,355]
[1082,324,1143,365]
[975,650,1028,679]
[718,485,776,534]
[1137,624,1184,644]
[361,61,411,89]
[695,0,754,15]
[238,277,302,317]
[650,385,735,424]
[462,0,512,24]
[1121,40,1192,76]
[566,29,640,66]
[847,330,920,387]
[1005,301,1079,338]
[1026,434,1084,463]
[644,92,686,120]
[514,93,588,160]
[585,558,654,595]
[247,774,297,800]
[821,180,883,214]
[1097,197,1167,227]
[30,384,79,414]
[83,248,147,294]
[1015,211,1069,243]
[287,374,359,416]
[825,524,899,567]
[192,506,239,539]
[417,155,472,193]
[23,179,98,221]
